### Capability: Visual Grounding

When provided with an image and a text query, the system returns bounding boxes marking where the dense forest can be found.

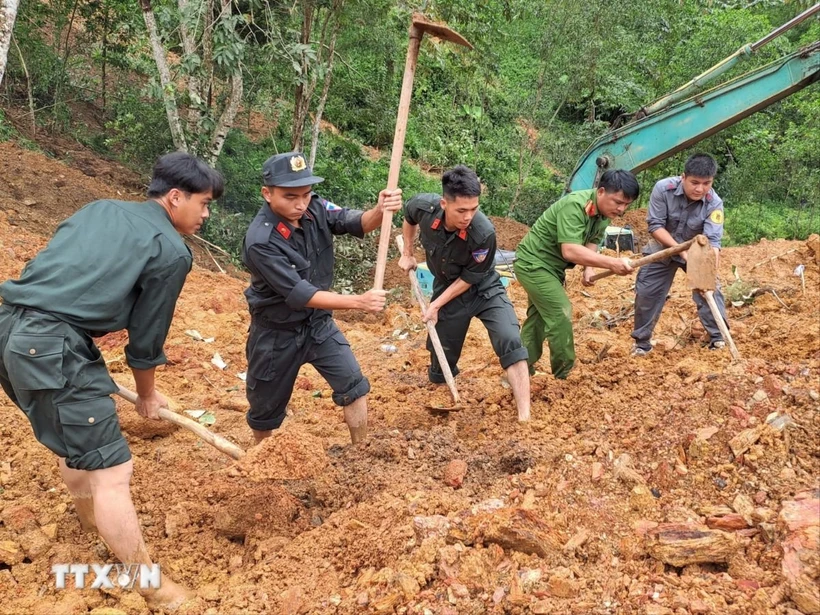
[0,0,817,273]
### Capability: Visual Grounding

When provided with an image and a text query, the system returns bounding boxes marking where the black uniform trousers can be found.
[245,316,370,431]
[428,284,528,383]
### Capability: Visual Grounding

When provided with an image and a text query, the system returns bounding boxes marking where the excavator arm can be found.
[567,41,820,191]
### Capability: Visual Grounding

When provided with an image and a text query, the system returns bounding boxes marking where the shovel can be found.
[372,15,472,290]
[395,236,461,413]
[115,384,246,460]
[685,235,741,361]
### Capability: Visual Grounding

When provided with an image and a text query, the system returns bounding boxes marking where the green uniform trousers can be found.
[514,264,575,379]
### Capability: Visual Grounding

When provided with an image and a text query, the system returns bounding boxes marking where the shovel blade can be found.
[412,13,473,48]
[686,235,717,291]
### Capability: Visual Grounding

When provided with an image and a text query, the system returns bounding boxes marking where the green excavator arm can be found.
[567,41,820,191]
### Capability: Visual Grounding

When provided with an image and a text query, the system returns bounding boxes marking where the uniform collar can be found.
[674,177,708,205]
[430,209,469,240]
[584,192,600,217]
[261,201,313,240]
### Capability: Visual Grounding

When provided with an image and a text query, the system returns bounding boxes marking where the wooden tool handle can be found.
[396,237,460,404]
[702,291,741,361]
[373,29,423,291]
[588,237,697,282]
[115,385,246,460]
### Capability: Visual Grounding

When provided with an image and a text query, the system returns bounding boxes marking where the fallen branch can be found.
[749,248,799,270]
[204,245,225,274]
[188,233,232,257]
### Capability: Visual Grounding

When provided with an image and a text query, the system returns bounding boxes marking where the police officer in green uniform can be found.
[0,152,222,610]
[242,152,401,445]
[399,165,531,422]
[631,153,728,355]
[515,170,639,379]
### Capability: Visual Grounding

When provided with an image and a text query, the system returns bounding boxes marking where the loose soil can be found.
[0,139,818,615]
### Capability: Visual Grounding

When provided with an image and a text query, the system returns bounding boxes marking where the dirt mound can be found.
[615,207,650,251]
[489,215,530,250]
[0,139,818,615]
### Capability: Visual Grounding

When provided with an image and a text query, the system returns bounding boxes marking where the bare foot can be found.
[141,578,195,611]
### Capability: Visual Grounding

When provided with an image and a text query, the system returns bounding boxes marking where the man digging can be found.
[0,152,223,609]
[399,165,531,421]
[242,152,402,444]
[631,153,728,356]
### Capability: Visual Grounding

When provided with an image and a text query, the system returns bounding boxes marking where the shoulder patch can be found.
[709,209,724,225]
[472,248,489,263]
[321,198,341,211]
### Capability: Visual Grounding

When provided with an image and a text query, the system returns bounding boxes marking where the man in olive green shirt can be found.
[0,152,222,610]
[515,170,639,378]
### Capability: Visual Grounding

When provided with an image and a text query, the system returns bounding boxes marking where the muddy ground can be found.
[0,139,818,615]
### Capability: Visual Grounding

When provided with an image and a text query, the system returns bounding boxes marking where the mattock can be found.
[685,235,741,361]
[372,14,472,291]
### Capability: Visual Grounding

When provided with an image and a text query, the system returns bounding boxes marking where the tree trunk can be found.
[290,1,314,151]
[0,0,20,88]
[140,0,188,152]
[308,6,342,169]
[207,70,243,165]
[178,0,203,137]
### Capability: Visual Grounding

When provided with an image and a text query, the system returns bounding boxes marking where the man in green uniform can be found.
[400,165,531,421]
[0,152,223,610]
[515,170,639,379]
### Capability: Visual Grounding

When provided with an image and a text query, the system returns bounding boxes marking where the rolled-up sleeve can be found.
[245,243,320,309]
[703,198,725,248]
[646,182,668,234]
[326,207,365,238]
[460,235,497,285]
[125,256,190,369]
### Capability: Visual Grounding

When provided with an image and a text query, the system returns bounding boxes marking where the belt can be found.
[251,312,306,331]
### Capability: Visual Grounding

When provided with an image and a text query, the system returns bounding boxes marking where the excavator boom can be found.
[567,42,820,191]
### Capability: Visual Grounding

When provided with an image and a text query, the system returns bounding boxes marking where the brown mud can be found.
[0,140,818,614]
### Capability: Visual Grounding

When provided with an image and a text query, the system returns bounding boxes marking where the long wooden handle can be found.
[115,385,246,460]
[396,237,460,404]
[374,26,424,290]
[589,237,698,282]
[702,291,741,361]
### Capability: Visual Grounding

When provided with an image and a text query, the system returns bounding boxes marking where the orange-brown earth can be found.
[0,139,818,615]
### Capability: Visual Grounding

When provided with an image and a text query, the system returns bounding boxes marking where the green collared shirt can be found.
[516,189,609,279]
[0,200,192,369]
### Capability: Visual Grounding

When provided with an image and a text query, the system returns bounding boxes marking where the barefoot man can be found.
[0,152,223,609]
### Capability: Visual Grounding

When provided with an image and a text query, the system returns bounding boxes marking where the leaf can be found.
[197,411,216,426]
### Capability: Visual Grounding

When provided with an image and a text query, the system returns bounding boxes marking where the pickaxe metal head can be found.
[411,13,473,49]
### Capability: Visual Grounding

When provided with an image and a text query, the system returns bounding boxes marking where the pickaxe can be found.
[372,14,472,290]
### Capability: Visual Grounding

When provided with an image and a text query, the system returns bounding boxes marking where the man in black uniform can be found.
[0,152,222,610]
[243,152,402,444]
[399,165,531,421]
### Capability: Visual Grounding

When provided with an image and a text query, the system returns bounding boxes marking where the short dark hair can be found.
[598,169,639,200]
[683,153,717,178]
[147,151,225,199]
[442,165,481,200]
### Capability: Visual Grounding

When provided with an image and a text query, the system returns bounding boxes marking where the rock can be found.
[40,523,57,540]
[547,567,577,598]
[492,587,505,604]
[645,606,672,615]
[689,600,709,614]
[696,426,719,441]
[614,453,646,485]
[229,555,243,571]
[18,529,51,559]
[0,505,37,532]
[199,583,222,601]
[647,527,739,567]
[89,609,127,615]
[563,529,590,555]
[630,485,655,512]
[732,494,755,525]
[443,460,467,488]
[780,467,797,480]
[413,515,450,540]
[762,375,784,398]
[451,507,562,558]
[706,514,749,531]
[532,600,551,614]
[633,520,659,536]
[591,462,604,481]
[754,491,768,505]
[779,492,820,614]
[751,389,768,403]
[0,540,23,565]
[279,585,305,615]
[356,591,369,606]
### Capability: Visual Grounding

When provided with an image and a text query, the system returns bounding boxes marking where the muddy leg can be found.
[88,459,193,611]
[59,458,98,533]
[344,397,368,444]
[505,360,531,422]
[252,429,273,444]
